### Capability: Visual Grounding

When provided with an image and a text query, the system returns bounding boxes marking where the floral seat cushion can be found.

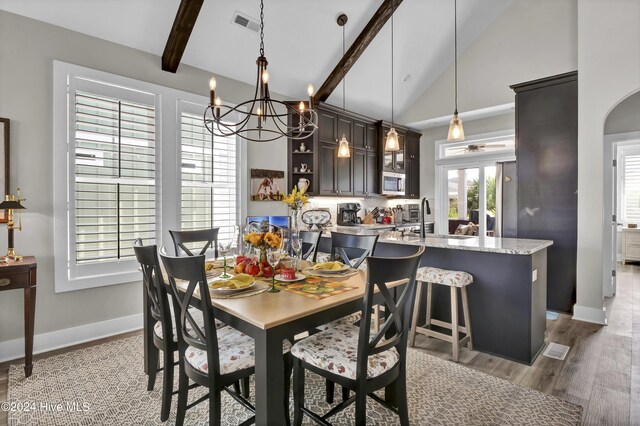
[315,311,362,331]
[185,330,292,376]
[153,306,226,342]
[416,266,473,287]
[291,322,399,380]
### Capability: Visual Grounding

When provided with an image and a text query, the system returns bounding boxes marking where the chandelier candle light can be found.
[204,0,318,143]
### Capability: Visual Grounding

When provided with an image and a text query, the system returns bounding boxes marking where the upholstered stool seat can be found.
[410,266,474,362]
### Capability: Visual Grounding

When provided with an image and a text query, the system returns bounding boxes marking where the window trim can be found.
[53,61,248,293]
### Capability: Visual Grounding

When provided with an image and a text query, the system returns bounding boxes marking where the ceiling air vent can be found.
[232,11,260,33]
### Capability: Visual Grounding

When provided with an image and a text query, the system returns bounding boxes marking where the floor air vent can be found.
[542,342,570,360]
[232,11,260,33]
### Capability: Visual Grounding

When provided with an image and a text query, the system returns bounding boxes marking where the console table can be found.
[0,256,37,377]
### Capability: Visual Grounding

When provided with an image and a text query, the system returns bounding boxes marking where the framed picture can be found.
[250,169,285,201]
[0,118,9,223]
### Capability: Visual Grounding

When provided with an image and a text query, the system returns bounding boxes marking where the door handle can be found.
[0,278,10,287]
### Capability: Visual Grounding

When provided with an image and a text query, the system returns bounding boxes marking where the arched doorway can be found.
[602,89,640,298]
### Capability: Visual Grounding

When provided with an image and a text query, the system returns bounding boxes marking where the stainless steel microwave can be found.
[382,171,406,196]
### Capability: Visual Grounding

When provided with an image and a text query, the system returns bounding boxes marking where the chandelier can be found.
[204,0,318,142]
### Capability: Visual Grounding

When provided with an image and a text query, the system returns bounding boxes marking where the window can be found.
[179,103,239,245]
[435,130,515,236]
[621,154,640,223]
[54,62,161,291]
[74,91,156,264]
[54,62,246,292]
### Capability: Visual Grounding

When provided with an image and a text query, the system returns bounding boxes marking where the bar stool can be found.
[409,267,473,362]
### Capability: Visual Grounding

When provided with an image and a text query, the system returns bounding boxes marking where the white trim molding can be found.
[572,304,607,325]
[0,313,143,363]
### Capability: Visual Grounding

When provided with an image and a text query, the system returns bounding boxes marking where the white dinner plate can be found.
[274,274,305,283]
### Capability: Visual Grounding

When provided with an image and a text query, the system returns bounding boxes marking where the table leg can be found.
[254,330,287,426]
[24,285,36,377]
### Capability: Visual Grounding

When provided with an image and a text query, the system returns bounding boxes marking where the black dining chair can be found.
[134,240,229,421]
[133,239,177,422]
[159,252,293,426]
[169,228,220,258]
[300,230,322,262]
[291,246,425,426]
[330,232,379,269]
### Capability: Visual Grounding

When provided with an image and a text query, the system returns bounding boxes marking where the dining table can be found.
[145,259,405,426]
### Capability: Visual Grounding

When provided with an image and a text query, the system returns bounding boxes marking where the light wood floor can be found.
[1,265,638,426]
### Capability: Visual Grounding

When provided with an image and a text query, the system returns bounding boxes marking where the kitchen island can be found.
[317,227,553,364]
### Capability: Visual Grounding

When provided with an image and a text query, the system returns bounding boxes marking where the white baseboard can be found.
[0,313,143,364]
[572,304,607,325]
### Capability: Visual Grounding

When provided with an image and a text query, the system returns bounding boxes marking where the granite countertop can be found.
[323,226,553,255]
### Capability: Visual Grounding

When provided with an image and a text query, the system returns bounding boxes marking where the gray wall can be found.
[0,10,287,343]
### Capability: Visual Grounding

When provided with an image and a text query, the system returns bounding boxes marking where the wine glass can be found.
[266,246,282,293]
[218,226,238,279]
[290,236,302,272]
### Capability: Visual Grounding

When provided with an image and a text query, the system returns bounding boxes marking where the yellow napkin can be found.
[313,261,345,271]
[208,273,255,290]
[204,262,216,272]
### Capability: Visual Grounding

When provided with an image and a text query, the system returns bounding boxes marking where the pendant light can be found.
[447,0,465,141]
[384,0,400,152]
[337,14,351,158]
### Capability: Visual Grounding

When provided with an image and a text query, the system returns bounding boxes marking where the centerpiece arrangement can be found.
[282,185,308,229]
[237,227,283,278]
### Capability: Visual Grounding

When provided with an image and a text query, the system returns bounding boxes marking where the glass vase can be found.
[291,209,301,230]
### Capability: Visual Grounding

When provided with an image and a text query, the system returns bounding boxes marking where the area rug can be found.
[7,335,582,425]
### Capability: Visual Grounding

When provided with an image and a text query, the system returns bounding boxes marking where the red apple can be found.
[246,264,259,276]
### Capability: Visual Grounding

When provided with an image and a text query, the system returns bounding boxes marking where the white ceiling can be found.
[0,0,511,122]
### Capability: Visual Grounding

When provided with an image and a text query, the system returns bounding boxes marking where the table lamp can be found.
[0,188,25,262]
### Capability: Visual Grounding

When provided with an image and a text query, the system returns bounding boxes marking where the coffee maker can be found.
[337,203,361,226]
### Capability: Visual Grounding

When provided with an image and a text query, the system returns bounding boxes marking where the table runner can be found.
[275,276,358,300]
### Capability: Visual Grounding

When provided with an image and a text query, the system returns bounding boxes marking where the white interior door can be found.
[611,144,618,295]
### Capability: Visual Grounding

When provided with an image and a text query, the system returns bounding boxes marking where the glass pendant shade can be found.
[385,127,400,151]
[447,112,465,141]
[337,135,351,158]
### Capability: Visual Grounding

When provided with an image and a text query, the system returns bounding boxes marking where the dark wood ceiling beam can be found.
[162,0,204,73]
[313,0,403,103]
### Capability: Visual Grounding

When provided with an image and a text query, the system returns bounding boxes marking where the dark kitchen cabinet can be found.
[405,159,419,199]
[353,120,367,150]
[406,131,420,161]
[365,150,379,196]
[318,110,338,143]
[511,71,577,314]
[318,141,337,195]
[366,124,378,152]
[353,149,367,196]
[337,116,353,144]
[336,151,353,195]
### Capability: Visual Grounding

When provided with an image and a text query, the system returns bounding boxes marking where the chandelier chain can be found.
[259,0,265,56]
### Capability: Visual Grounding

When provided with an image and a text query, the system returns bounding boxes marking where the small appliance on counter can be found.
[337,202,362,226]
[405,204,420,223]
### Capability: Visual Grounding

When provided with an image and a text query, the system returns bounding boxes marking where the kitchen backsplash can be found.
[304,196,435,224]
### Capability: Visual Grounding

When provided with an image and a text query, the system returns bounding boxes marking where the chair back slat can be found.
[169,228,220,258]
[300,230,322,262]
[133,239,174,344]
[330,232,379,268]
[160,252,222,375]
[355,246,424,380]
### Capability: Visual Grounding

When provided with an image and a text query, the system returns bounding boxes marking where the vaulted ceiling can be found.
[0,0,511,121]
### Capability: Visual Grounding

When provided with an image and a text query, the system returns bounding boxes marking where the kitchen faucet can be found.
[420,197,431,238]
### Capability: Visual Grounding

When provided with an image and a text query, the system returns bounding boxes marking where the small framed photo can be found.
[250,169,285,202]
